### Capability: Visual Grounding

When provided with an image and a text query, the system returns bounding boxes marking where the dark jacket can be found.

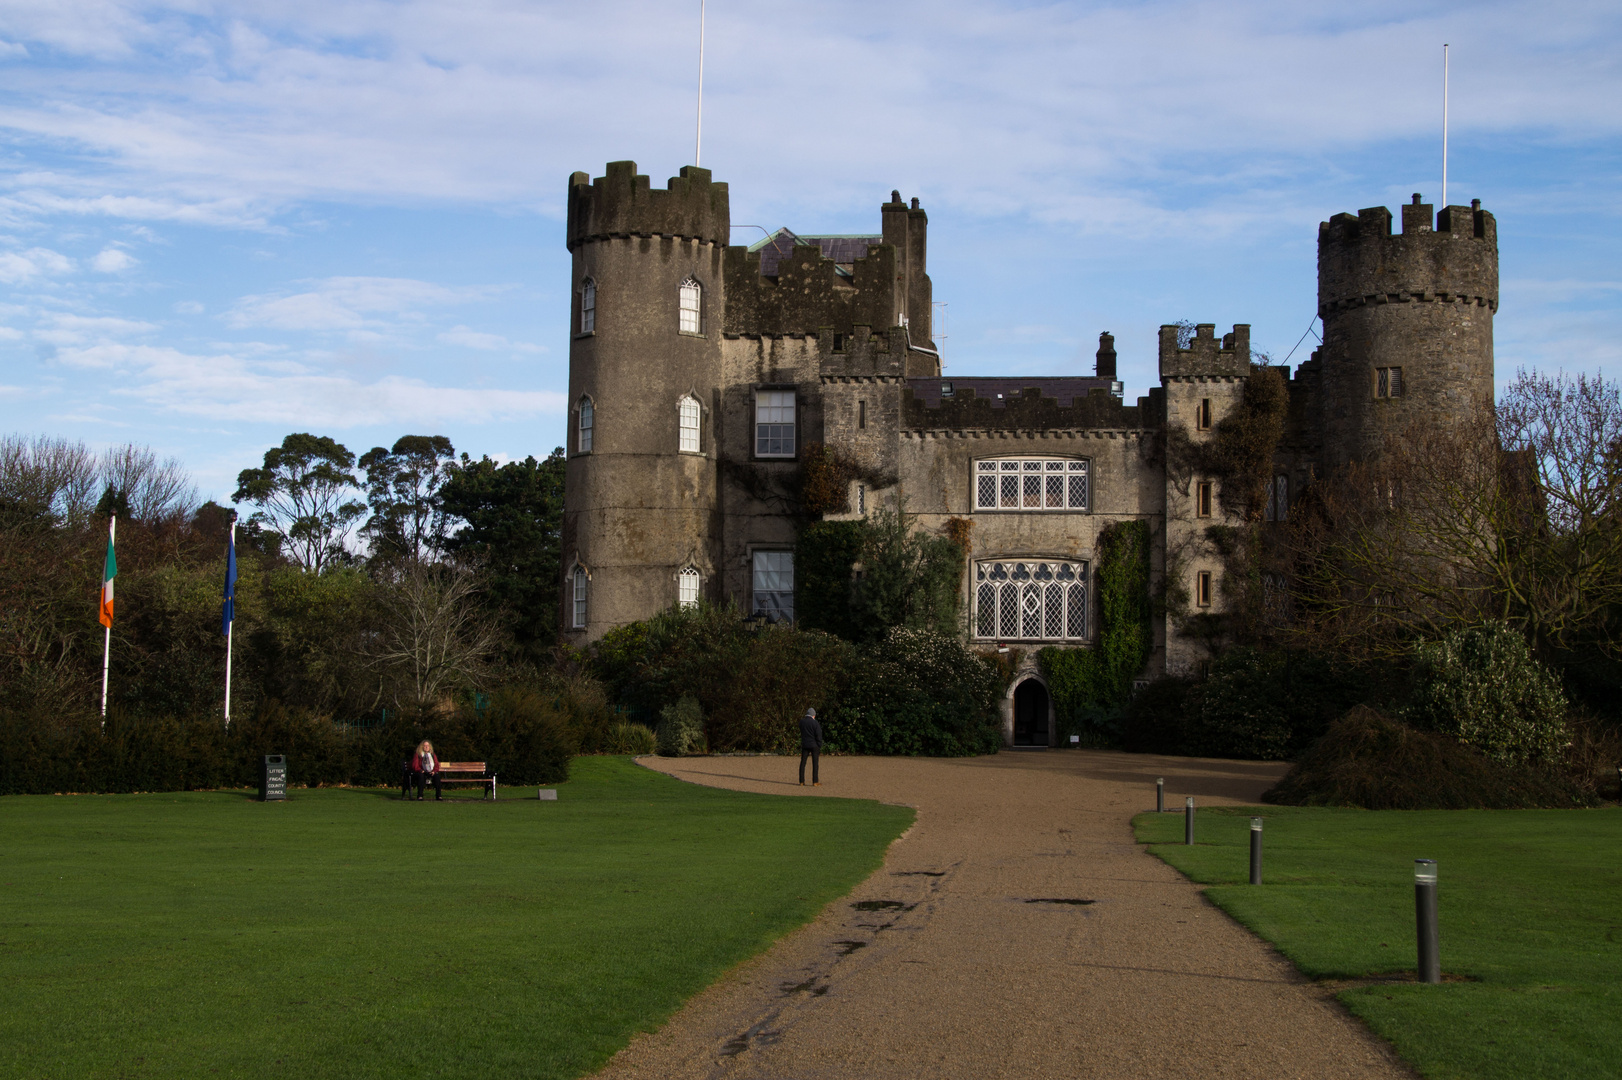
[799,712,823,751]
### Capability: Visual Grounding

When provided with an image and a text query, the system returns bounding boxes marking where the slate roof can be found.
[906,376,1123,408]
[747,228,882,278]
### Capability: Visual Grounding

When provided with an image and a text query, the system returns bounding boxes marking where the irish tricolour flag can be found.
[98,521,117,628]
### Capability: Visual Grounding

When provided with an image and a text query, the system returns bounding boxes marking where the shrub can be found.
[604,721,656,756]
[1406,623,1569,765]
[823,628,1002,756]
[1265,705,1593,810]
[655,696,706,756]
[1121,677,1196,754]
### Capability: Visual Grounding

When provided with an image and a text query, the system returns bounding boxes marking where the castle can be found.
[559,160,1499,745]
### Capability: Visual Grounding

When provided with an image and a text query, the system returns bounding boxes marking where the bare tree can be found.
[1281,371,1622,658]
[98,443,197,525]
[368,563,500,710]
[0,434,99,524]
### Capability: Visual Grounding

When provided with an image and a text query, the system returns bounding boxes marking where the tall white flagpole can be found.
[224,519,235,728]
[695,0,706,167]
[100,513,115,723]
[1442,43,1449,208]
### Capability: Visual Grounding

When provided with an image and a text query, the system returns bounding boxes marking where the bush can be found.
[1265,706,1593,810]
[604,721,656,756]
[1406,623,1569,765]
[1120,650,1367,760]
[655,696,706,756]
[823,628,1002,756]
[1121,677,1196,754]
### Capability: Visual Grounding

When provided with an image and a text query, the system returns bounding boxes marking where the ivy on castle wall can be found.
[1038,519,1154,743]
[1161,366,1289,648]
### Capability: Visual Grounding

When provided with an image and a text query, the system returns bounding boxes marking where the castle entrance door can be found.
[1012,679,1050,746]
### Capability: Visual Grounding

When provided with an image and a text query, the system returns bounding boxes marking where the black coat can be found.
[799,713,823,750]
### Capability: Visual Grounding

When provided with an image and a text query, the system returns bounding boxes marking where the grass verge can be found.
[0,757,913,1080]
[1135,805,1622,1080]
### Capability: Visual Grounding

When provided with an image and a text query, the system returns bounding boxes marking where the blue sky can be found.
[2,0,1619,502]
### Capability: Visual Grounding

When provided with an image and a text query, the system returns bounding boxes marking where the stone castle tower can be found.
[1316,194,1498,466]
[563,163,730,638]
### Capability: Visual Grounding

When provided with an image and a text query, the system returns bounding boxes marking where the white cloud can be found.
[173,300,204,314]
[90,246,137,272]
[33,312,159,347]
[53,341,565,426]
[0,246,73,282]
[226,276,493,331]
[0,325,23,340]
[437,325,545,353]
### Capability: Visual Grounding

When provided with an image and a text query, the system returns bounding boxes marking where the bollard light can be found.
[1414,859,1440,984]
[1249,817,1263,885]
[1156,777,1165,813]
[1184,796,1195,845]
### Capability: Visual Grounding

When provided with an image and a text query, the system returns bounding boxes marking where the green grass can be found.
[0,757,913,1080]
[1135,805,1622,1080]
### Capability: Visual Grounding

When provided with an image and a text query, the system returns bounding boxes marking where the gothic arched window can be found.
[679,277,702,334]
[580,278,595,333]
[677,566,700,608]
[571,566,589,629]
[577,397,594,453]
[678,395,701,453]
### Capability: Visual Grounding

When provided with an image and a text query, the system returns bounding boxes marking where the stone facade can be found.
[559,162,1498,743]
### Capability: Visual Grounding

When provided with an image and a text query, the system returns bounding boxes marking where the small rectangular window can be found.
[832,333,846,353]
[1389,367,1403,397]
[1376,367,1404,398]
[752,550,794,622]
[1196,481,1213,518]
[858,400,866,429]
[1265,475,1289,522]
[1196,570,1212,607]
[857,484,866,514]
[578,399,593,454]
[1196,398,1212,430]
[755,390,796,457]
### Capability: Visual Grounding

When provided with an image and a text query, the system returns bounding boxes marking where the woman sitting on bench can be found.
[410,739,442,801]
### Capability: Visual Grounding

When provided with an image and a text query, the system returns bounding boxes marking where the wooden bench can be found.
[437,762,497,800]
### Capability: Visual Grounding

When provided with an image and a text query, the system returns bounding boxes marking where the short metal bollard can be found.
[1184,797,1195,845]
[1249,817,1263,884]
[1156,777,1165,813]
[1415,859,1440,983]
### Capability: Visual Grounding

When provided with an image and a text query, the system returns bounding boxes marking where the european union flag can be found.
[221,530,237,636]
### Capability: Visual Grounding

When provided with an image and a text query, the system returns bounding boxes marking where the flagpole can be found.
[224,519,235,728]
[694,0,706,167]
[1442,43,1449,208]
[100,513,115,724]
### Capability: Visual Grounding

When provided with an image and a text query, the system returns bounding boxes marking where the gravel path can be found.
[595,750,1413,1080]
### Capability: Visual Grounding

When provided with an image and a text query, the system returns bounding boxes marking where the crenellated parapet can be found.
[566,161,730,251]
[1158,324,1250,380]
[901,381,1161,432]
[1318,195,1497,316]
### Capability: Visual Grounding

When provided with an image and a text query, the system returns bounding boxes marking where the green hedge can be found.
[822,628,1003,756]
[0,687,575,795]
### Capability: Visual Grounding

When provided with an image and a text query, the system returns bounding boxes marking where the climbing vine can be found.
[1039,519,1154,744]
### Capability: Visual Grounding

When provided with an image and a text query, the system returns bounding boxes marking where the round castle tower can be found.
[1317,194,1498,467]
[562,161,729,641]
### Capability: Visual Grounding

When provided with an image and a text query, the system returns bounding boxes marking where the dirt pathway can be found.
[595,750,1412,1080]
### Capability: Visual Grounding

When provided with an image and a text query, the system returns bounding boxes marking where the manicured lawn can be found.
[1135,805,1622,1080]
[0,757,912,1080]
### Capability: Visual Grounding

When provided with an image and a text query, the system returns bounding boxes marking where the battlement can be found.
[1318,194,1498,313]
[566,161,730,251]
[1320,193,1496,246]
[901,380,1157,433]
[1158,323,1250,379]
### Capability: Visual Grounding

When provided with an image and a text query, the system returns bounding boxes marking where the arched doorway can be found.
[1012,679,1050,746]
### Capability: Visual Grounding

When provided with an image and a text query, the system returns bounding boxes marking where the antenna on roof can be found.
[1441,43,1449,208]
[694,0,706,167]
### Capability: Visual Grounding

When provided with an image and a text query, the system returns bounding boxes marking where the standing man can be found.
[799,707,823,787]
